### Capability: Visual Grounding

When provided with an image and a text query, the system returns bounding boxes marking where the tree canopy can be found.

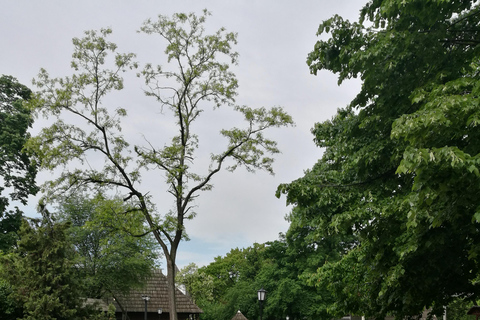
[278,0,480,318]
[0,75,38,252]
[183,235,338,320]
[26,11,293,320]
[56,193,159,301]
[1,214,83,320]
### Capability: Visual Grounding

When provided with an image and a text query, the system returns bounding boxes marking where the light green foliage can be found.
[27,28,137,175]
[136,11,293,200]
[445,297,473,320]
[278,0,480,318]
[176,263,214,305]
[27,11,292,320]
[57,193,159,299]
[255,239,318,320]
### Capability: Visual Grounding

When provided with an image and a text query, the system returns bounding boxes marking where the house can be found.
[110,270,203,320]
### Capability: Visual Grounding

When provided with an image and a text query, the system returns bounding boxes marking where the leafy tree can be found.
[278,0,480,318]
[196,244,269,320]
[176,263,214,306]
[26,11,293,320]
[56,193,159,301]
[188,237,338,320]
[0,75,38,252]
[176,263,216,320]
[196,238,332,320]
[1,212,84,320]
[0,277,23,319]
[0,208,23,254]
[259,225,351,320]
[446,297,472,320]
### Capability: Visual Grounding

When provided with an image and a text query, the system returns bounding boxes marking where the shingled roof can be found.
[232,310,249,320]
[113,270,203,314]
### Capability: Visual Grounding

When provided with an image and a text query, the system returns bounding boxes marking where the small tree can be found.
[57,193,159,300]
[176,263,214,305]
[27,11,293,320]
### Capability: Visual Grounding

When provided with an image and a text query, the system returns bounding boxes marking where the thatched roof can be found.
[232,310,249,320]
[113,270,203,314]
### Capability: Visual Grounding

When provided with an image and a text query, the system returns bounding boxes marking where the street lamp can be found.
[257,287,266,320]
[142,295,150,320]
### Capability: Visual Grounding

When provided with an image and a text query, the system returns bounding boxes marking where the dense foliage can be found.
[180,232,477,320]
[0,196,153,320]
[1,213,84,320]
[180,237,338,320]
[5,2,480,319]
[0,75,39,317]
[56,193,159,301]
[0,75,38,253]
[277,0,480,318]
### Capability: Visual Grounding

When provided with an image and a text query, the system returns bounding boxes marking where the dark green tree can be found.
[255,238,314,320]
[198,245,266,320]
[1,212,83,320]
[196,238,334,320]
[278,0,480,318]
[0,75,38,253]
[0,277,23,319]
[258,222,352,320]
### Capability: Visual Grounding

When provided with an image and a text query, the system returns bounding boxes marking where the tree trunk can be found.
[166,254,178,320]
[111,294,130,320]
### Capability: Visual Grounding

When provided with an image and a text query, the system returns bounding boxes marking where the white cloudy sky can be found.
[1,1,363,268]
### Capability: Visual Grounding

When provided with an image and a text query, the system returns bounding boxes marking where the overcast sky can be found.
[1,1,364,268]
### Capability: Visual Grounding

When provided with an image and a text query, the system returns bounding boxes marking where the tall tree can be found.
[278,0,480,318]
[0,75,38,252]
[27,11,293,320]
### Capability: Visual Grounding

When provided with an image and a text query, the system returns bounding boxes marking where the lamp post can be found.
[257,287,266,320]
[142,295,150,320]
